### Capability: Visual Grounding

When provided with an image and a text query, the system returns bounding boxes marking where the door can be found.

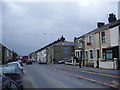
[96,50,100,68]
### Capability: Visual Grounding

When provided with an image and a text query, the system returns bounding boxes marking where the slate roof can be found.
[53,41,75,46]
[76,19,120,39]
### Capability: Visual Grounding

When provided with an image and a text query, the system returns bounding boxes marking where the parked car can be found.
[39,58,47,64]
[32,59,36,62]
[58,58,71,64]
[7,62,23,74]
[17,59,23,66]
[0,66,23,89]
[53,59,59,64]
[26,59,33,65]
[58,60,65,64]
[22,56,28,63]
[0,74,21,90]
[65,59,72,65]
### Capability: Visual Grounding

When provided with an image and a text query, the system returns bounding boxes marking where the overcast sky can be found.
[1,0,119,56]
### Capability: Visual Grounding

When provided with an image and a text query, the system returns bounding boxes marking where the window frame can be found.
[88,35,93,45]
[89,50,93,59]
[105,49,113,59]
[85,51,88,59]
[101,31,106,43]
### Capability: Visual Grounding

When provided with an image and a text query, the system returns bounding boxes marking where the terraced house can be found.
[0,43,16,64]
[29,36,75,63]
[74,13,120,70]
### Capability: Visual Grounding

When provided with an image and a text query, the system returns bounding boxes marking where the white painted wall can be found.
[110,26,119,46]
[37,52,40,61]
[39,49,47,63]
[99,60,117,69]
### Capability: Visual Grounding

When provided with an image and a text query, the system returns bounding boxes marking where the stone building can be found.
[29,36,75,63]
[74,13,120,69]
[0,43,13,64]
[47,37,75,63]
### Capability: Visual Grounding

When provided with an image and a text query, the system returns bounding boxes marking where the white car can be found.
[7,62,23,74]
[32,59,36,62]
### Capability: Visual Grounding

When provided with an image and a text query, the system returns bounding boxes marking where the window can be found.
[89,50,93,59]
[85,51,88,59]
[102,49,105,59]
[78,51,80,58]
[75,51,80,58]
[88,36,93,45]
[106,50,112,59]
[79,39,82,47]
[101,32,106,42]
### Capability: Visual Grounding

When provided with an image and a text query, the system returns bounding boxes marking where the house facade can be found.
[49,40,75,62]
[74,36,85,66]
[74,13,120,69]
[36,48,47,62]
[0,43,14,64]
[29,36,75,63]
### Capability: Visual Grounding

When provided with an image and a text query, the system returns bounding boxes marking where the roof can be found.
[0,66,22,74]
[76,19,120,39]
[53,41,75,46]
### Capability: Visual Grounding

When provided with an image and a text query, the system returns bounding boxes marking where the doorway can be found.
[96,49,100,68]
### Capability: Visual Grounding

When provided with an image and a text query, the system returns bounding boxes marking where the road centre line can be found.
[52,65,120,78]
[47,66,118,88]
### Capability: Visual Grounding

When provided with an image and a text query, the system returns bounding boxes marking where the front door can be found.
[96,50,100,68]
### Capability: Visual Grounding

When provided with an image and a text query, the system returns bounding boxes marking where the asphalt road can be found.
[23,62,119,89]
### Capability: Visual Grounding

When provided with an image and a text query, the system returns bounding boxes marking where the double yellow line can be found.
[53,65,120,78]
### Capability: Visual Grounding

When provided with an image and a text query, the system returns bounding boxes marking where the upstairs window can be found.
[79,39,82,47]
[88,36,93,44]
[101,32,106,43]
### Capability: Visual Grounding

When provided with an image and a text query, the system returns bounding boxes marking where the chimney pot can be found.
[97,22,105,28]
[108,13,117,23]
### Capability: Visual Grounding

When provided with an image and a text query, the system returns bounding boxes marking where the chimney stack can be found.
[97,22,105,28]
[108,13,117,23]
[60,36,65,42]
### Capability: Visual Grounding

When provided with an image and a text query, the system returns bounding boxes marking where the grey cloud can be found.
[2,2,118,55]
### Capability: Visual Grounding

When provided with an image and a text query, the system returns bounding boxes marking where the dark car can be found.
[26,59,33,65]
[53,59,59,64]
[0,74,21,90]
[0,66,23,89]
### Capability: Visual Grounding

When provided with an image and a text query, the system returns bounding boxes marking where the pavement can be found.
[55,64,120,76]
[22,66,36,89]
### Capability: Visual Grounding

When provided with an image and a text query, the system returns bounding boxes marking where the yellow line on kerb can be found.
[53,65,120,78]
